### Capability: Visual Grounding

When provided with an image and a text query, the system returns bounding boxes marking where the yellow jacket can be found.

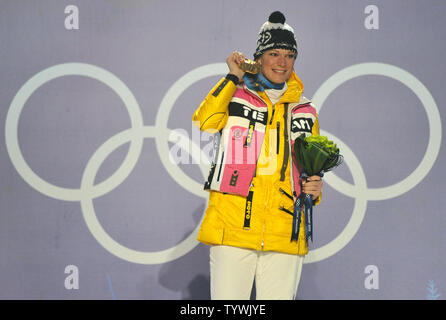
[192,72,320,255]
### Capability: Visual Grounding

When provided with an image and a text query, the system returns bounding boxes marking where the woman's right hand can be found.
[226,51,246,81]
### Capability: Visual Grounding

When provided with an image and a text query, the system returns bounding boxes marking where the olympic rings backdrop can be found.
[1,0,445,299]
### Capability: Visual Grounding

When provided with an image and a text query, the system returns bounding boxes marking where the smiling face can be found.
[257,48,296,84]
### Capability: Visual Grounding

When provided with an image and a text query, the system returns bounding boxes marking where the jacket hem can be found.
[197,226,308,256]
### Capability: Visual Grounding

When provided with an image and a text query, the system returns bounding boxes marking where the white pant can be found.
[210,245,304,300]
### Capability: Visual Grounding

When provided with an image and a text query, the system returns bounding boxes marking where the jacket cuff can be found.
[225,73,239,85]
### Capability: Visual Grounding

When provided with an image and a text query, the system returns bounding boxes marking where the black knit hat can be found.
[253,11,298,60]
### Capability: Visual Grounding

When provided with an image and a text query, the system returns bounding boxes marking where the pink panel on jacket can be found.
[233,88,267,109]
[292,103,316,116]
[219,125,264,196]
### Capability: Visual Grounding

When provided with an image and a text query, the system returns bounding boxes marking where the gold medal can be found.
[239,58,261,74]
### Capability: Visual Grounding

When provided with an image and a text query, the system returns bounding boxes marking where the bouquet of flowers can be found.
[291,134,343,243]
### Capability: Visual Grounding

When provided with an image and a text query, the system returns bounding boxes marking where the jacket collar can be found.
[241,71,304,105]
[281,71,304,103]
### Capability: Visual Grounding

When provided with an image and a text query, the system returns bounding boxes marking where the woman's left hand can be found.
[302,176,323,200]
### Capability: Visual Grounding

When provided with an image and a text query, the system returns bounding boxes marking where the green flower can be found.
[293,134,343,177]
[305,135,339,155]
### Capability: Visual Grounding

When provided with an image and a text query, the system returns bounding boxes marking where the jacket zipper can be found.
[216,151,224,182]
[269,106,275,125]
[261,104,275,251]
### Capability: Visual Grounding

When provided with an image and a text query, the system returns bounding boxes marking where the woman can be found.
[192,11,323,300]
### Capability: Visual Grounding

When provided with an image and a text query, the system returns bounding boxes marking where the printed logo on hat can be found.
[258,31,272,46]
